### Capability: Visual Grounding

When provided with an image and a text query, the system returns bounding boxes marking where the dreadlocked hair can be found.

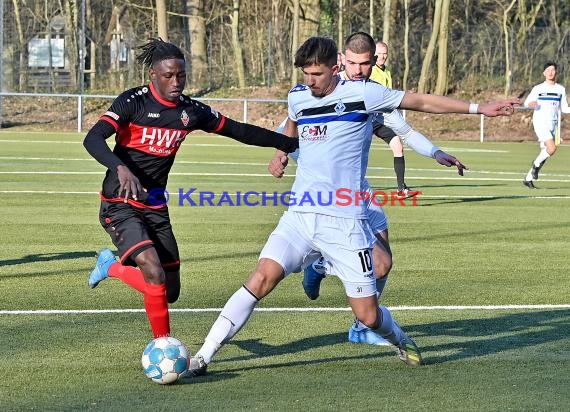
[136,38,185,68]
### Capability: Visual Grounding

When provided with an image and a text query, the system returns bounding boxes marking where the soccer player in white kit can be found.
[187,36,519,375]
[523,62,570,189]
[268,32,467,347]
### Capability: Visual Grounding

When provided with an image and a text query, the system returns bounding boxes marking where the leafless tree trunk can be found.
[156,0,168,40]
[369,1,374,38]
[63,0,79,90]
[502,0,516,97]
[337,0,343,52]
[417,0,442,93]
[402,0,410,90]
[299,0,320,42]
[231,0,246,88]
[434,0,450,95]
[291,0,300,85]
[272,0,288,83]
[186,0,208,90]
[382,0,391,44]
[12,0,26,91]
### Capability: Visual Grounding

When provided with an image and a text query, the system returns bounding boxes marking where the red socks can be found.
[144,283,170,338]
[108,263,170,337]
[108,263,146,292]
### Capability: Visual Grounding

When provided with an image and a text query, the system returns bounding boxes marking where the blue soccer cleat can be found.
[88,248,117,288]
[302,257,326,300]
[348,319,391,346]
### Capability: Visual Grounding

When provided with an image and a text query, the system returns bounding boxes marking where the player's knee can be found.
[141,265,166,285]
[246,267,282,298]
[547,146,556,156]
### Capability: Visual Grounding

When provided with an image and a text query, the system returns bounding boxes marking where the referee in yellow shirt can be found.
[370,41,410,195]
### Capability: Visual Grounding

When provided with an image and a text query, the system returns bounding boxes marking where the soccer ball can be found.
[141,336,189,384]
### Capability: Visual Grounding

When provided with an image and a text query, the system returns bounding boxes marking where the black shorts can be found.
[373,123,397,144]
[99,201,180,269]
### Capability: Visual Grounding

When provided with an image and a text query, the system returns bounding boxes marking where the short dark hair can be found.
[544,61,557,70]
[136,38,185,68]
[344,32,376,55]
[294,37,338,68]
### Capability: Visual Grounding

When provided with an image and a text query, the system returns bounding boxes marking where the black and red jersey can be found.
[98,82,226,201]
[84,82,298,208]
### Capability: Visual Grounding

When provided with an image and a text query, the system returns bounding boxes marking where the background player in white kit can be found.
[187,36,519,375]
[523,62,570,189]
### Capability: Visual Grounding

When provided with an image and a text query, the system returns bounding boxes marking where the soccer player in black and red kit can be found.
[83,38,298,338]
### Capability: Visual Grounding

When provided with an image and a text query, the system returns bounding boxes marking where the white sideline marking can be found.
[1,305,569,315]
[0,138,512,153]
[0,156,276,167]
[2,156,570,179]
[0,139,263,148]
[1,170,569,183]
[1,190,570,200]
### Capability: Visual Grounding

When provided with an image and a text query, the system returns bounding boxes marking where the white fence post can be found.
[243,99,248,123]
[77,95,83,133]
[480,114,484,143]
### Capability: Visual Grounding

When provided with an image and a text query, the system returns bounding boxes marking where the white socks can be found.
[527,149,550,180]
[533,148,550,168]
[196,286,259,364]
[373,305,403,346]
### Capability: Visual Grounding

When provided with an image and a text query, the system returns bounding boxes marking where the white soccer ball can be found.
[141,336,189,384]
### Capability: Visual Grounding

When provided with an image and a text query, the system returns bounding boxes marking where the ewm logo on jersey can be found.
[300,124,328,141]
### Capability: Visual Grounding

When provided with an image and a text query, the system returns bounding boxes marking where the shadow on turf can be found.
[179,332,400,383]
[0,251,95,267]
[407,309,570,365]
[182,309,570,378]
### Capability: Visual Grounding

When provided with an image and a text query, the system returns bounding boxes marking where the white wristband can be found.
[469,103,479,114]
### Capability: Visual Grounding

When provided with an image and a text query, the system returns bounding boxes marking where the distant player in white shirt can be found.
[523,62,570,189]
[187,36,519,375]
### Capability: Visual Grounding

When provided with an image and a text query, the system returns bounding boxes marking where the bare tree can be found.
[292,0,300,85]
[402,0,410,90]
[231,0,246,87]
[63,0,79,90]
[186,0,208,90]
[12,0,27,91]
[337,0,343,53]
[434,0,450,95]
[502,0,516,97]
[417,0,443,93]
[156,0,168,40]
[382,0,391,44]
[299,0,320,42]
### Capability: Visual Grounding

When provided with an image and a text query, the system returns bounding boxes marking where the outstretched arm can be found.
[399,93,520,117]
[381,111,467,175]
[217,117,299,153]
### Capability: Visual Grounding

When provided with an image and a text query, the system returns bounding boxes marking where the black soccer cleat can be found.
[523,180,537,189]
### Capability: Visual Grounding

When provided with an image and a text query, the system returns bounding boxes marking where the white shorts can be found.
[533,120,557,143]
[366,195,388,233]
[260,211,377,298]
